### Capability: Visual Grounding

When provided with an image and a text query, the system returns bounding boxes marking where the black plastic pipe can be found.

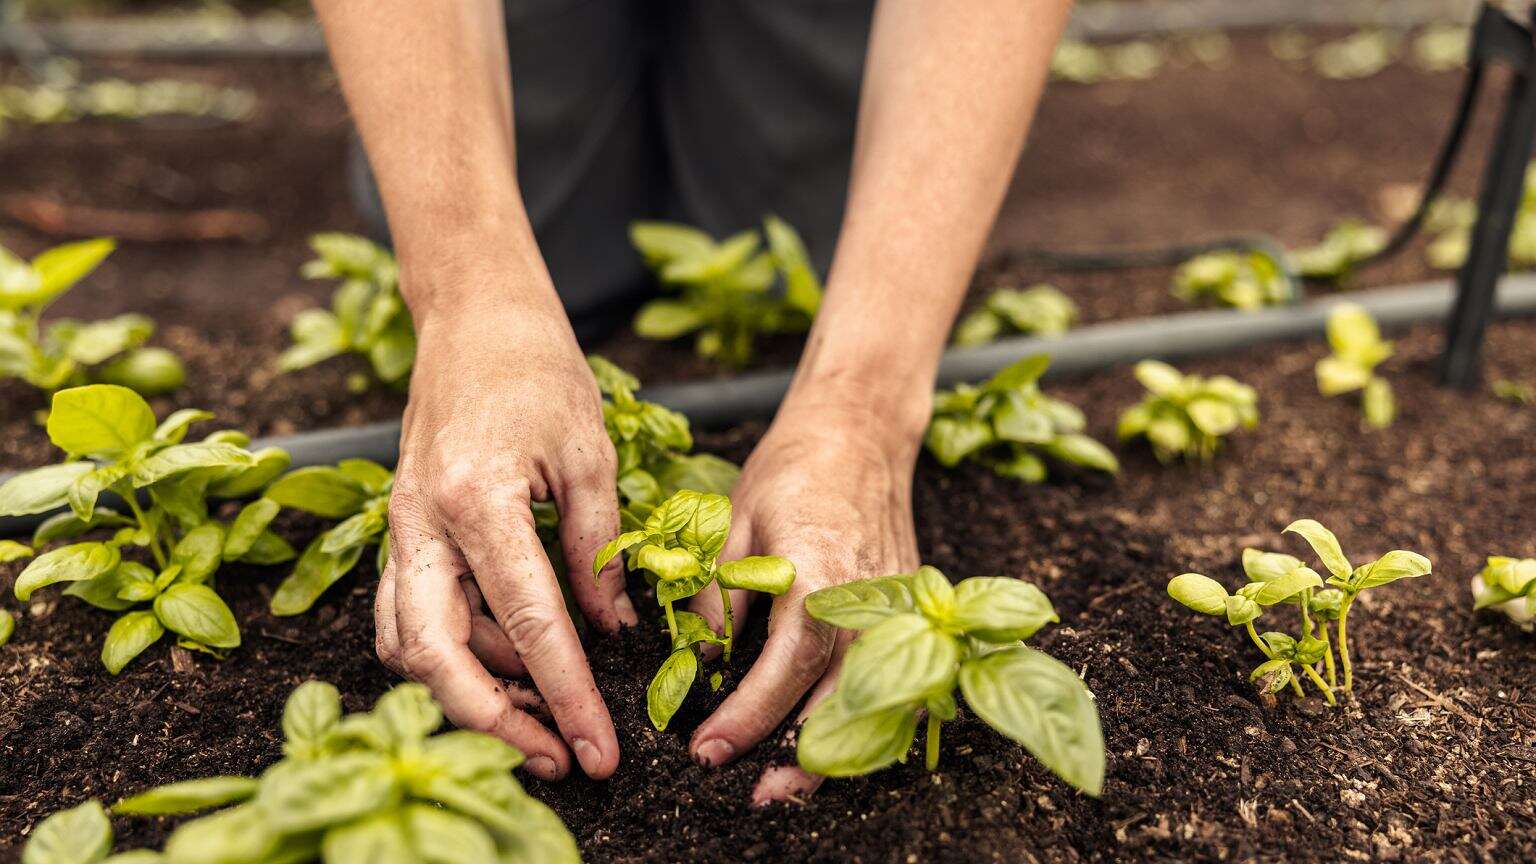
[5,274,1536,537]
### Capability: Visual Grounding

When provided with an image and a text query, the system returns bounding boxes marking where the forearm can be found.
[312,0,562,326]
[787,0,1072,438]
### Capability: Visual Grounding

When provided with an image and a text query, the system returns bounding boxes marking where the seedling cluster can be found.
[0,385,294,673]
[1172,250,1293,310]
[797,566,1103,795]
[1471,556,1536,630]
[594,490,794,730]
[1118,360,1259,461]
[262,459,394,617]
[926,354,1118,483]
[951,284,1077,346]
[1168,518,1431,703]
[21,680,578,864]
[281,233,414,388]
[1293,220,1386,283]
[1424,168,1536,271]
[0,238,184,396]
[628,216,822,366]
[1316,303,1396,428]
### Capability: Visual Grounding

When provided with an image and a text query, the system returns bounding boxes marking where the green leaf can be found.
[21,799,112,864]
[1249,566,1323,605]
[1250,657,1293,694]
[64,314,151,365]
[1043,434,1119,474]
[925,417,994,467]
[648,647,698,731]
[94,347,185,397]
[0,463,94,517]
[1224,594,1261,627]
[655,453,739,497]
[224,499,280,561]
[951,577,1059,642]
[32,508,131,545]
[319,506,386,555]
[958,645,1104,796]
[0,608,13,647]
[64,567,137,612]
[239,531,296,566]
[1284,519,1352,580]
[1350,549,1432,590]
[1241,548,1305,582]
[634,300,706,339]
[282,680,341,759]
[15,542,120,601]
[840,613,961,714]
[796,691,919,777]
[909,566,956,624]
[263,467,370,518]
[154,409,214,443]
[132,443,253,487]
[206,447,293,499]
[630,221,714,265]
[420,730,524,776]
[985,354,1052,391]
[100,852,162,864]
[670,610,723,650]
[495,797,582,864]
[1167,573,1229,615]
[69,465,127,521]
[171,523,227,584]
[255,752,397,833]
[406,803,497,864]
[47,385,155,457]
[1186,398,1239,436]
[592,530,649,576]
[587,354,641,395]
[0,539,33,563]
[1316,355,1372,396]
[992,399,1054,445]
[676,492,731,562]
[31,238,116,304]
[320,812,412,864]
[114,777,256,815]
[953,308,1004,346]
[716,556,795,595]
[161,804,290,864]
[270,537,365,616]
[1133,360,1183,396]
[633,545,704,583]
[376,682,443,745]
[336,459,394,495]
[153,584,240,649]
[803,575,915,630]
[1362,376,1395,428]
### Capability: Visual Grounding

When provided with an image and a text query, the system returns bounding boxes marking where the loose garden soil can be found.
[4,28,1536,864]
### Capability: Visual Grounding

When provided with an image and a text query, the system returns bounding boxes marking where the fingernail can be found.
[613,593,638,627]
[572,738,603,776]
[525,756,561,780]
[695,739,734,768]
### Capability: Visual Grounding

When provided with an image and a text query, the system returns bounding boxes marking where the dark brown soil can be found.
[5,29,1536,864]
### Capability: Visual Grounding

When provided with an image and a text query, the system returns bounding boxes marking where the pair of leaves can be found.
[1284,518,1431,593]
[1315,304,1396,428]
[1172,250,1294,310]
[952,285,1078,347]
[282,233,414,386]
[1472,556,1536,619]
[1293,220,1386,282]
[1117,360,1259,462]
[263,460,393,616]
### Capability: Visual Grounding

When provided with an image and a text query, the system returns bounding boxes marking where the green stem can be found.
[1301,663,1337,706]
[1245,622,1274,659]
[123,493,167,569]
[717,582,734,664]
[1337,594,1356,692]
[663,600,678,645]
[1320,625,1338,690]
[925,714,942,771]
[1299,590,1315,638]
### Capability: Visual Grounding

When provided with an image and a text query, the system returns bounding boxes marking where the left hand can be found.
[685,388,924,805]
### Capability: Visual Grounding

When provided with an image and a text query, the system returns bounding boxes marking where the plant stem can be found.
[1299,590,1315,638]
[925,714,942,771]
[1320,625,1338,690]
[1301,663,1337,706]
[123,493,167,569]
[1337,594,1356,691]
[717,582,734,664]
[663,600,678,645]
[1245,622,1274,659]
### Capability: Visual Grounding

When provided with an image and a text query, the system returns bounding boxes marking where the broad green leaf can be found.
[630,221,714,265]
[263,467,370,518]
[20,799,112,864]
[924,417,994,467]
[1350,549,1432,590]
[154,409,214,443]
[318,506,386,555]
[496,797,582,864]
[633,545,703,583]
[368,324,416,383]
[0,462,94,517]
[63,315,150,365]
[1316,356,1371,396]
[153,584,240,649]
[953,308,1004,346]
[656,570,717,605]
[670,610,723,650]
[420,730,524,776]
[1043,434,1120,474]
[655,453,739,497]
[1326,302,1386,360]
[1133,360,1183,395]
[282,680,341,759]
[1260,631,1296,657]
[406,803,497,864]
[376,682,443,746]
[909,566,956,624]
[132,443,253,487]
[1241,548,1305,583]
[161,803,287,864]
[336,458,394,495]
[32,508,131,544]
[32,238,116,303]
[64,568,137,612]
[114,777,256,815]
[992,399,1054,445]
[95,347,184,397]
[840,613,960,714]
[985,354,1052,391]
[239,531,296,566]
[952,577,1059,642]
[320,812,413,864]
[803,575,914,630]
[206,447,292,499]
[634,300,706,338]
[587,354,641,395]
[47,385,155,457]
[224,499,280,561]
[716,556,795,595]
[1249,566,1323,605]
[0,539,33,563]
[270,537,365,616]
[1362,376,1395,428]
[171,523,227,584]
[617,469,663,508]
[676,492,731,561]
[1249,657,1293,694]
[1186,398,1239,436]
[960,646,1105,797]
[1224,593,1262,626]
[1284,519,1352,580]
[255,752,397,833]
[796,691,919,777]
[278,313,345,372]
[991,449,1047,483]
[15,542,120,601]
[0,608,13,647]
[1167,573,1229,615]
[647,647,697,731]
[69,465,127,521]
[100,852,162,864]
[592,530,649,575]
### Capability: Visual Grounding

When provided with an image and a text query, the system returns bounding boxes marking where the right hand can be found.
[373,292,636,781]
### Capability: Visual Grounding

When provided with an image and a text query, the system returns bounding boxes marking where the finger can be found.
[374,560,402,675]
[751,630,854,806]
[460,577,527,678]
[393,528,571,780]
[443,479,621,780]
[555,460,636,632]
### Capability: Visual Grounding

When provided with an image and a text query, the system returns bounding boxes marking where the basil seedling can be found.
[1293,220,1386,283]
[262,459,394,616]
[0,385,295,672]
[797,566,1103,795]
[280,233,415,387]
[952,285,1077,346]
[22,681,579,864]
[1169,518,1431,702]
[628,216,822,367]
[1118,360,1259,461]
[0,238,184,396]
[926,354,1118,483]
[594,490,794,730]
[1173,250,1293,310]
[1316,303,1395,428]
[1471,556,1536,630]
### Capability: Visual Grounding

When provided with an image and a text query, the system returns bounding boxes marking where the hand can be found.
[374,296,636,781]
[684,387,925,804]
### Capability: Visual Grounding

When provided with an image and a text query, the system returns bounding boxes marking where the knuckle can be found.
[498,601,559,652]
[777,616,837,670]
[397,635,448,681]
[434,463,533,522]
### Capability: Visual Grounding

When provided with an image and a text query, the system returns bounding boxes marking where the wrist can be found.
[778,367,933,464]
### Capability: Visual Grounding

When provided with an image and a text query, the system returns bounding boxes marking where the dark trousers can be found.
[351,0,875,342]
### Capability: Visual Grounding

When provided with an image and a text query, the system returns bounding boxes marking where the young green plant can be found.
[1292,220,1386,283]
[1316,303,1395,428]
[797,566,1103,795]
[21,680,579,864]
[593,490,794,730]
[628,216,822,366]
[0,385,294,672]
[952,284,1077,346]
[261,459,393,616]
[1172,249,1294,310]
[925,354,1118,483]
[1470,555,1536,630]
[0,238,184,396]
[1118,360,1259,461]
[280,233,414,388]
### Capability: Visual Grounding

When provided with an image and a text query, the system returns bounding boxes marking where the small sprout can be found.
[263,459,394,617]
[1313,30,1398,80]
[0,385,295,673]
[629,216,822,367]
[1316,304,1395,429]
[22,681,580,863]
[0,238,184,396]
[1471,556,1536,631]
[594,490,794,730]
[1293,220,1386,283]
[281,233,414,387]
[926,354,1117,483]
[0,607,13,647]
[1172,250,1293,310]
[1118,360,1259,462]
[797,567,1103,795]
[1492,379,1533,405]
[952,285,1077,346]
[1168,518,1431,703]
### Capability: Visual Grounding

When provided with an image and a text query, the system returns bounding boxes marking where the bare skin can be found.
[311,0,1069,799]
